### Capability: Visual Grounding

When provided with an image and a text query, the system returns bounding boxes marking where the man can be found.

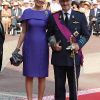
[48,0,91,100]
[10,2,22,35]
[89,0,100,35]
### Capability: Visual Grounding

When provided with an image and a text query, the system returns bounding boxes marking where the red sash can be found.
[53,12,83,65]
[53,13,71,42]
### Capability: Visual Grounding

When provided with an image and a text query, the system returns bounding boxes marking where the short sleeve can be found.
[20,9,51,23]
[20,9,31,22]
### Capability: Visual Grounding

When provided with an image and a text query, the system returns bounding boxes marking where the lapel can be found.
[58,10,74,26]
[92,9,95,16]
[17,8,20,16]
[68,10,77,28]
[14,9,16,15]
[59,11,65,25]
[57,10,76,30]
[14,8,20,16]
[69,10,75,22]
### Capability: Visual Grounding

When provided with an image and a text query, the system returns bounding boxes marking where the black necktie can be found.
[64,13,68,26]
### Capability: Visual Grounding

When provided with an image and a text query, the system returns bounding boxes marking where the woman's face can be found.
[35,0,45,7]
[4,5,8,9]
[84,4,90,9]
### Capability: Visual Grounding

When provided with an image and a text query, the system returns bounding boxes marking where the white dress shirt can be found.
[14,9,18,16]
[94,8,97,16]
[62,9,72,20]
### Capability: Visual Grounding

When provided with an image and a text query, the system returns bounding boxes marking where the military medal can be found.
[73,31,79,37]
[73,21,79,24]
[72,15,75,19]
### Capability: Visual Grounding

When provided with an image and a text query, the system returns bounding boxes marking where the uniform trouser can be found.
[53,65,81,100]
[95,20,100,32]
[11,18,18,28]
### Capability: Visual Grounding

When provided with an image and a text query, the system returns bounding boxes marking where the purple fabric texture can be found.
[21,9,50,77]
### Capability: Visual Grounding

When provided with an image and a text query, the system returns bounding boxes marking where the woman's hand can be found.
[52,41,62,51]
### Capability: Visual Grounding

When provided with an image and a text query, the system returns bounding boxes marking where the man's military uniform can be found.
[47,9,91,100]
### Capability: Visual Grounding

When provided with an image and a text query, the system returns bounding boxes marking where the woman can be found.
[12,0,52,100]
[1,2,11,34]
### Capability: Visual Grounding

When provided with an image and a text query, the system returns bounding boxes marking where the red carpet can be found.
[67,92,100,100]
[78,92,100,100]
[23,88,100,100]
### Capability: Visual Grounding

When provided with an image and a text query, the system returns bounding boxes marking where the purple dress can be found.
[20,9,50,77]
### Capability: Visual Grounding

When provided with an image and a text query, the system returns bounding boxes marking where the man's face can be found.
[14,5,18,9]
[93,4,98,8]
[59,0,72,11]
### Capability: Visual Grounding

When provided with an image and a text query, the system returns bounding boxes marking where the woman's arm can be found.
[16,21,27,49]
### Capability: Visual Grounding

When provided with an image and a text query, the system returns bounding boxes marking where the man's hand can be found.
[72,43,79,52]
[52,41,62,51]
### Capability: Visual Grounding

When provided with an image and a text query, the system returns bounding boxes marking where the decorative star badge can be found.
[73,31,79,37]
[73,21,79,24]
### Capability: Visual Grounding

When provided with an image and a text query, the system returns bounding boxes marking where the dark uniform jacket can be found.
[47,10,91,67]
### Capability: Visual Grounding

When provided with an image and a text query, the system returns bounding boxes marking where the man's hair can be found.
[72,1,79,9]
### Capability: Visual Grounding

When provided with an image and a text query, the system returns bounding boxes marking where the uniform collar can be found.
[62,8,72,15]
